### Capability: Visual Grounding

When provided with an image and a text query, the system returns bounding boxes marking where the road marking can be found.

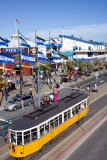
[0,151,9,159]
[90,92,107,104]
[0,119,7,121]
[100,80,104,83]
[81,77,104,88]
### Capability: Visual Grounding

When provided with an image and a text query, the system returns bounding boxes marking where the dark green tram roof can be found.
[10,92,88,131]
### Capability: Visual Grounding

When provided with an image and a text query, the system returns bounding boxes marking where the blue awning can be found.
[59,50,73,57]
[45,43,62,47]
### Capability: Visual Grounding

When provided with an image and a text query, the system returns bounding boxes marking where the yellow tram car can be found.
[9,92,89,158]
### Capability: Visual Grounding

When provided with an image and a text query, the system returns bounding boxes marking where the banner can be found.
[0,37,10,47]
[36,34,46,45]
[52,51,61,60]
[20,37,31,48]
[21,53,35,63]
[51,38,58,47]
[38,51,49,61]
[0,53,14,64]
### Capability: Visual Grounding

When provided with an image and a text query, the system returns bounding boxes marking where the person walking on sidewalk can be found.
[29,87,32,96]
[21,99,24,110]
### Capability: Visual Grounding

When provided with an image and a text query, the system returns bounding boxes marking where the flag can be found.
[51,37,58,47]
[19,32,30,41]
[63,25,64,29]
[36,34,45,45]
[16,19,20,24]
[0,53,14,64]
[21,53,35,63]
[38,51,49,61]
[20,37,31,48]
[52,51,61,60]
[0,37,10,47]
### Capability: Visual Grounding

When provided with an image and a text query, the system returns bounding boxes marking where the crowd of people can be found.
[40,87,59,106]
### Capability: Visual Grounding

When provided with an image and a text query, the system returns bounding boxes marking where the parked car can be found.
[4,94,33,111]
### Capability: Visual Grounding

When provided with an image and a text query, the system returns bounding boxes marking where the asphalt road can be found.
[66,119,107,160]
[0,72,107,121]
[0,75,107,159]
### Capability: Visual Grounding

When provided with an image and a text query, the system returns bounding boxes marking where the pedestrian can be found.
[21,99,24,110]
[58,76,61,84]
[49,94,54,103]
[29,87,32,96]
[56,89,59,95]
[17,86,19,92]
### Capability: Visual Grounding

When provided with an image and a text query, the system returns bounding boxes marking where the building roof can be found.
[59,35,104,45]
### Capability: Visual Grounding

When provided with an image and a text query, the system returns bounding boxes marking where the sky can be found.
[1,0,107,42]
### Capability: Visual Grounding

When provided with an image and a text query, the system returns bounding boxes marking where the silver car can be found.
[4,94,33,111]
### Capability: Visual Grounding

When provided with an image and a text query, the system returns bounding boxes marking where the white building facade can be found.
[58,35,107,61]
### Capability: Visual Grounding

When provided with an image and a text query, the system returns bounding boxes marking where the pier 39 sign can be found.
[4,48,24,53]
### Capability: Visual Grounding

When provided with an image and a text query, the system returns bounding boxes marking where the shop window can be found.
[31,128,37,141]
[59,115,62,125]
[24,131,30,144]
[17,132,22,145]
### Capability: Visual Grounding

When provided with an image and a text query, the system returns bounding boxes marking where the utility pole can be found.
[18,29,22,95]
[49,30,52,89]
[35,31,41,109]
[35,30,38,93]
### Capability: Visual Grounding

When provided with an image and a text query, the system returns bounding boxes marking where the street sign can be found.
[30,48,36,54]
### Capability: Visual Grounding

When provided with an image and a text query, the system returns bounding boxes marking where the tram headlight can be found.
[12,145,15,152]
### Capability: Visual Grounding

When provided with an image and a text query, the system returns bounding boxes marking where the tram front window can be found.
[17,132,22,145]
[24,131,30,144]
[11,131,16,145]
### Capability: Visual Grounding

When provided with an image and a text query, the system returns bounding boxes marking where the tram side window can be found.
[31,128,37,141]
[24,131,30,144]
[17,132,22,145]
[84,102,86,108]
[72,107,76,116]
[54,117,58,128]
[68,110,71,119]
[50,119,54,131]
[64,112,67,122]
[45,122,49,134]
[40,125,45,137]
[87,99,89,107]
[59,115,62,125]
[11,131,16,145]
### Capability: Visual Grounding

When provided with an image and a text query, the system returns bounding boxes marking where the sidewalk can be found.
[0,70,106,109]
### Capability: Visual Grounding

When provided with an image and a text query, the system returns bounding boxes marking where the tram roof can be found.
[10,92,88,131]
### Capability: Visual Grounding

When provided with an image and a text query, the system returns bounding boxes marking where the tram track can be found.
[5,93,107,160]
